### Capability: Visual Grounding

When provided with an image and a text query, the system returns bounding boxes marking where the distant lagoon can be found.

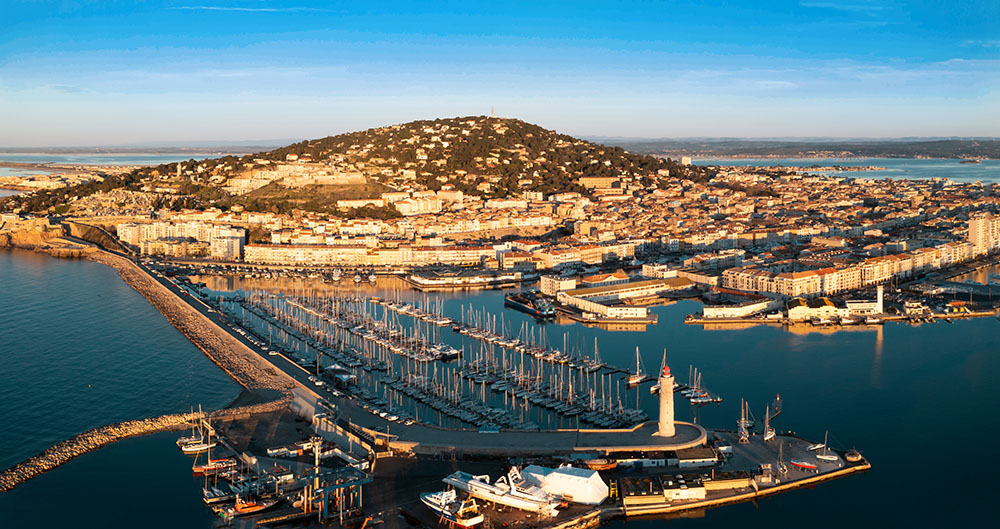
[0,153,221,167]
[694,157,1000,183]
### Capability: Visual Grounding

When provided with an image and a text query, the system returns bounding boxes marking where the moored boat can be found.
[420,489,485,527]
[193,458,237,475]
[442,468,560,517]
[504,292,556,319]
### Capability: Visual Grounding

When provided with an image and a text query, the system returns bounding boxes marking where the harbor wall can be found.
[0,397,289,493]
[86,249,295,392]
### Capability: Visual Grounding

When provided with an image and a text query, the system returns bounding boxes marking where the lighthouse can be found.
[655,364,675,437]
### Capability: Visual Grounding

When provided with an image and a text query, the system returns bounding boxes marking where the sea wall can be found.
[86,250,295,393]
[0,397,290,493]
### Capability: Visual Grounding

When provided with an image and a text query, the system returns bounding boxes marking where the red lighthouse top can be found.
[662,365,671,377]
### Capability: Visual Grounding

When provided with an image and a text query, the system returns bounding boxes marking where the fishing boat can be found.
[789,460,818,470]
[442,468,560,517]
[420,489,485,527]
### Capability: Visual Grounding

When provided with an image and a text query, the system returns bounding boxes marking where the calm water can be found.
[0,188,21,198]
[0,153,218,166]
[3,262,999,526]
[0,167,53,178]
[695,157,1000,183]
[0,249,240,473]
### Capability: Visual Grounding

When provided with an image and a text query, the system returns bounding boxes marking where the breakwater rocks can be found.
[87,250,295,393]
[0,397,290,493]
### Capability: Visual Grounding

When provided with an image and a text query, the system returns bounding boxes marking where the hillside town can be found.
[3,118,1000,325]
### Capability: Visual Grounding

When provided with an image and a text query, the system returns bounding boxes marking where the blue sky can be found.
[1,1,998,146]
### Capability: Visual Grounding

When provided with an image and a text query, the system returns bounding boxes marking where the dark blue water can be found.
[0,431,219,527]
[3,261,998,527]
[694,157,1000,183]
[0,249,240,472]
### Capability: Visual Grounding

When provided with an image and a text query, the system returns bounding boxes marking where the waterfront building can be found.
[540,275,577,296]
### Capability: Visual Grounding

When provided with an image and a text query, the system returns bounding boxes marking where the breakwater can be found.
[0,397,289,493]
[86,250,294,393]
[0,247,299,493]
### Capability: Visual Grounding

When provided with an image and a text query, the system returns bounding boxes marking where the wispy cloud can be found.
[48,84,88,94]
[960,39,1000,49]
[799,1,890,15]
[170,5,330,13]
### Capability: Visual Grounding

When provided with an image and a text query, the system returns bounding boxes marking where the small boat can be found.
[354,274,363,283]
[233,496,279,515]
[180,438,218,454]
[420,489,485,527]
[368,272,377,283]
[583,459,617,471]
[193,458,236,475]
[626,347,647,386]
[816,431,839,462]
[789,460,818,470]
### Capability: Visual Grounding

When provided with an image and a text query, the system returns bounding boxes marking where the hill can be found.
[4,116,713,215]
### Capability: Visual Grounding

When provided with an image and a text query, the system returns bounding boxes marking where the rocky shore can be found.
[0,397,290,493]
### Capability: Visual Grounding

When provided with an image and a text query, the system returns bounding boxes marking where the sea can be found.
[2,250,997,526]
[694,157,1000,184]
[0,249,239,527]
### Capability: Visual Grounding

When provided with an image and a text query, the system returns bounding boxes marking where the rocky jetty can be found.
[0,397,289,493]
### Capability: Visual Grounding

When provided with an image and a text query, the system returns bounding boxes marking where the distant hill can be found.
[604,138,1000,160]
[6,116,714,214]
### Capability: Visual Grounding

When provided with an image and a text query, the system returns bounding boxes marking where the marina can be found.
[7,249,1000,528]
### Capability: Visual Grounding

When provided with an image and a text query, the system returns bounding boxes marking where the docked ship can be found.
[420,489,485,527]
[504,292,556,319]
[442,468,561,517]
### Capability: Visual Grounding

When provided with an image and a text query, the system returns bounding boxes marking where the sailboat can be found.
[649,350,667,394]
[762,405,775,442]
[626,347,647,386]
[816,431,839,462]
[177,407,217,453]
[191,428,235,475]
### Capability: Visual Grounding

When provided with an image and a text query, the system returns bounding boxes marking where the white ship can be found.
[442,468,560,517]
